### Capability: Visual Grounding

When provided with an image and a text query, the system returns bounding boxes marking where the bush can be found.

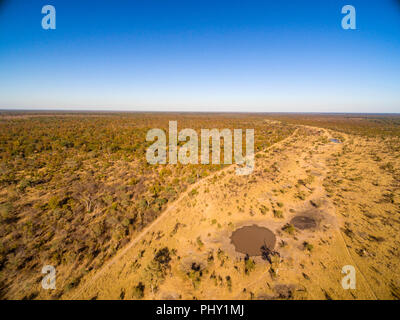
[17,178,31,192]
[244,254,255,275]
[92,222,105,237]
[0,203,13,221]
[259,205,269,215]
[226,276,232,291]
[295,191,306,200]
[121,218,130,227]
[189,188,199,197]
[303,241,313,252]
[196,236,204,248]
[187,262,204,289]
[133,282,145,299]
[154,247,171,271]
[48,196,60,210]
[282,223,295,235]
[273,209,284,218]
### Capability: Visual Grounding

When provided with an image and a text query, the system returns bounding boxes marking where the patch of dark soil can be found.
[274,284,295,299]
[290,215,317,230]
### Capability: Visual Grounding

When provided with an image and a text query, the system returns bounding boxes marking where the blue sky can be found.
[0,0,399,112]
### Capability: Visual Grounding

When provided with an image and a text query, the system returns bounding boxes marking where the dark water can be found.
[230,225,276,256]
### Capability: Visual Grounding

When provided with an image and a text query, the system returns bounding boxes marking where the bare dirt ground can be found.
[61,123,400,300]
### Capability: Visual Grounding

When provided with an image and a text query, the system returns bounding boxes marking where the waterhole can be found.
[230,225,276,256]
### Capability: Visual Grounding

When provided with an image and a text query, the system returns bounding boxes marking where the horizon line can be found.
[1,109,400,116]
